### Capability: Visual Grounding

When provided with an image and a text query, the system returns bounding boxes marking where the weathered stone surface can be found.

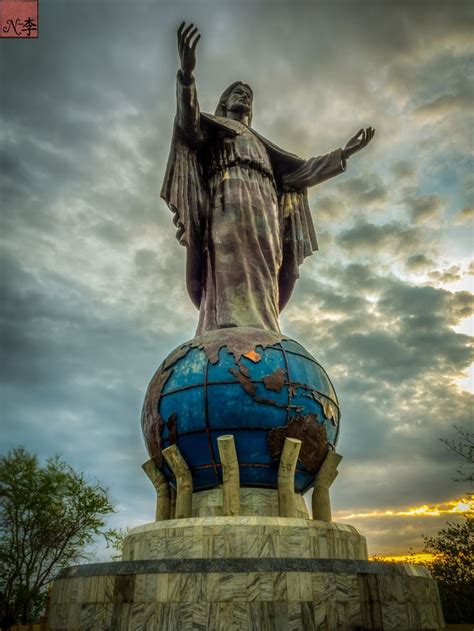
[50,515,443,630]
[50,566,444,630]
[119,516,367,563]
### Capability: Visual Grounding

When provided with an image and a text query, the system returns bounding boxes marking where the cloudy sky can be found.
[1,0,473,557]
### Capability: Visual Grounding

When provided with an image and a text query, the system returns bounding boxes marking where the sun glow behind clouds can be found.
[335,497,473,520]
[370,553,436,564]
[454,362,473,393]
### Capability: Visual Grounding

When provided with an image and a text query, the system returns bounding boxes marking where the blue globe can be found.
[142,328,340,493]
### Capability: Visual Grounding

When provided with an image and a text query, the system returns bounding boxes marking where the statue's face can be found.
[226,84,253,116]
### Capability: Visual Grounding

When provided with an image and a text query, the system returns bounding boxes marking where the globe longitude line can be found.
[279,342,292,426]
[202,355,219,481]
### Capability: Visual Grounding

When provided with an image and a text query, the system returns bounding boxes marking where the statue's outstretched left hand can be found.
[343,127,375,159]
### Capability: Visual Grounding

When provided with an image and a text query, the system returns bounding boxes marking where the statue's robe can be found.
[161,72,346,334]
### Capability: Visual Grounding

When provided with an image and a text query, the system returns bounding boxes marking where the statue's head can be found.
[215,82,253,125]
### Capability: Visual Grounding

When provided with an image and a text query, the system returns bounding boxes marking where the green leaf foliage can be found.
[423,509,474,624]
[0,447,116,627]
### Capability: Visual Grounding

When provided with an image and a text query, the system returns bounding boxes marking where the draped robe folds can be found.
[161,71,346,334]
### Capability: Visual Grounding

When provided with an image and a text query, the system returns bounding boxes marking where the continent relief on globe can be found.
[141,327,340,493]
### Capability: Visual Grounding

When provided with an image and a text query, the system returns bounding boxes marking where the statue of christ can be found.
[162,22,375,334]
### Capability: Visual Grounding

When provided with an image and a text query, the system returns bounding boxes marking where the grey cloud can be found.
[337,221,421,255]
[336,174,388,207]
[379,282,473,326]
[414,93,474,118]
[404,193,446,224]
[385,43,473,114]
[312,195,346,220]
[321,263,384,293]
[284,264,472,518]
[346,513,468,556]
[450,290,474,321]
[454,206,474,225]
[1,248,192,534]
[405,254,434,272]
[391,160,417,181]
[428,266,462,284]
[293,277,369,317]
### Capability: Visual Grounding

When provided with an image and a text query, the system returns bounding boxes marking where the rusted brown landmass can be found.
[263,367,286,392]
[141,363,172,468]
[167,412,177,445]
[268,414,329,473]
[302,390,339,424]
[141,409,165,469]
[141,340,196,469]
[319,396,338,424]
[229,363,299,410]
[288,382,301,397]
[189,327,285,364]
[229,365,257,396]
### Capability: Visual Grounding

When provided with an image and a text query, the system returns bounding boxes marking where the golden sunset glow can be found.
[335,498,473,520]
[369,553,436,564]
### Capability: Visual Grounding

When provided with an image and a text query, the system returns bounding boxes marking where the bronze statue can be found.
[162,22,375,335]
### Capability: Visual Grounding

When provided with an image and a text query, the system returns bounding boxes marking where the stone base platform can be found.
[49,518,445,630]
[49,557,444,630]
[122,517,368,562]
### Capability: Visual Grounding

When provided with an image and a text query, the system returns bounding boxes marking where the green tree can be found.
[424,514,473,623]
[423,425,473,624]
[0,447,117,628]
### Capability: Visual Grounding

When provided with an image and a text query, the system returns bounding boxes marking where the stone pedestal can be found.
[50,474,445,630]
[49,513,444,629]
[122,516,368,563]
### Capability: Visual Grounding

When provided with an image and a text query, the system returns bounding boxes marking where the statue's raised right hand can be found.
[177,22,200,81]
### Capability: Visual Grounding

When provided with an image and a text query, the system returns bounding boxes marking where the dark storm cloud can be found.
[289,265,472,385]
[0,246,194,529]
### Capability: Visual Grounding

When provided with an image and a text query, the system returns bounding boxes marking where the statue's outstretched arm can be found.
[176,22,202,144]
[281,127,375,190]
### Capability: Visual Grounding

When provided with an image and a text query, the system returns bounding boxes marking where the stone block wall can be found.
[49,560,445,630]
[122,517,368,562]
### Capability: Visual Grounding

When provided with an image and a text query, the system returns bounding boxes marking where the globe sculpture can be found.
[141,327,340,493]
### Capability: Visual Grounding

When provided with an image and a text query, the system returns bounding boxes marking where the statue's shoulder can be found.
[250,129,304,169]
[200,113,241,136]
[199,113,304,169]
